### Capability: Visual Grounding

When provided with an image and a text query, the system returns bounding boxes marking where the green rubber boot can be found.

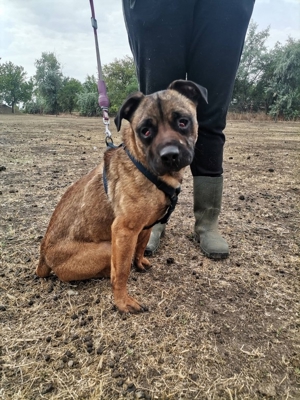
[194,176,229,259]
[144,223,165,256]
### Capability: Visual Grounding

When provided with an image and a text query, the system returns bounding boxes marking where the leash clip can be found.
[103,117,112,139]
[102,108,112,140]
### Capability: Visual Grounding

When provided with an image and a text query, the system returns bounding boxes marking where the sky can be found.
[0,0,299,83]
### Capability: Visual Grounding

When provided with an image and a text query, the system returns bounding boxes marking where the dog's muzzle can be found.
[159,145,180,166]
[150,143,194,175]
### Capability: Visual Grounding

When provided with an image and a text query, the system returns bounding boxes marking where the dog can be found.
[36,80,207,313]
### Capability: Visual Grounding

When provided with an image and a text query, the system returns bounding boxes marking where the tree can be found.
[232,22,270,112]
[0,61,33,113]
[82,74,98,93]
[266,38,300,120]
[103,56,138,113]
[34,52,63,114]
[59,77,82,113]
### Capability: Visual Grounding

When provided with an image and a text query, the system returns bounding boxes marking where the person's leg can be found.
[188,0,255,258]
[122,0,193,93]
[123,0,197,255]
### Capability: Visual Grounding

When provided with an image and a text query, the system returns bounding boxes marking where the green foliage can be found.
[34,52,63,114]
[59,77,82,113]
[232,22,270,112]
[0,61,33,113]
[77,59,138,116]
[232,23,300,120]
[82,74,98,93]
[103,56,138,113]
[266,39,300,120]
[77,91,101,117]
[76,75,100,117]
[2,33,298,121]
[24,96,46,114]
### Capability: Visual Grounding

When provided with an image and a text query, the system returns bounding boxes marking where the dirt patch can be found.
[0,114,299,399]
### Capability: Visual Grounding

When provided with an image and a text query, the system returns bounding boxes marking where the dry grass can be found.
[227,111,274,122]
[0,115,299,399]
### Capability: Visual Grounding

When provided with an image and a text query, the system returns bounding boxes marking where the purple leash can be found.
[89,0,112,141]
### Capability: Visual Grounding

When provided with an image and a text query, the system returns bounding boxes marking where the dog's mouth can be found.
[148,143,194,175]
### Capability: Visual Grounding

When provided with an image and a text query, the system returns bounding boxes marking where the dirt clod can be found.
[112,370,122,378]
[127,383,136,392]
[41,383,55,395]
[190,373,199,382]
[166,257,175,264]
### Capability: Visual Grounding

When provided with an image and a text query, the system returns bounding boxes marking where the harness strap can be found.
[103,144,181,229]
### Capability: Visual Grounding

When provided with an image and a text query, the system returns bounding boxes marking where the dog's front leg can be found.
[111,217,145,313]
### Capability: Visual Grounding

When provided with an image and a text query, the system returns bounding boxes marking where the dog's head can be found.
[114,80,207,176]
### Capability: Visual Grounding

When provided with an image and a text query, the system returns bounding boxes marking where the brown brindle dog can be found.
[36,80,207,313]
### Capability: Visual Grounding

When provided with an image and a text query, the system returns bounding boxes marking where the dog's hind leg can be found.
[45,241,112,282]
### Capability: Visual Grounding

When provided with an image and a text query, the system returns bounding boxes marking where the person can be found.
[122,0,255,259]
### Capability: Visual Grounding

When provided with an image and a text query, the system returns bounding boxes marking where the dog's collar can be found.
[103,143,181,229]
[122,145,181,229]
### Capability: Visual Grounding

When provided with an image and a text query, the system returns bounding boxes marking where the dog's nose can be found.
[160,145,180,165]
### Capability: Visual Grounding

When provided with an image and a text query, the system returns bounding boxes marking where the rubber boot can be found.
[194,176,229,259]
[144,223,165,256]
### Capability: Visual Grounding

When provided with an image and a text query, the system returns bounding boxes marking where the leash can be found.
[89,0,112,142]
[103,144,181,229]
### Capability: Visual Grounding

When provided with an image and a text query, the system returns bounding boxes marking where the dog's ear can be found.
[114,92,145,131]
[168,80,208,105]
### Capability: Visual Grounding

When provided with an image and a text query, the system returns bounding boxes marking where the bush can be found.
[24,97,45,114]
[77,92,101,117]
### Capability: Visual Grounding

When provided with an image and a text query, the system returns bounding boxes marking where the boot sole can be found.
[201,248,229,260]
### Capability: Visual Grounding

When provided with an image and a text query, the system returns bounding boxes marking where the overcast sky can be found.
[0,0,299,83]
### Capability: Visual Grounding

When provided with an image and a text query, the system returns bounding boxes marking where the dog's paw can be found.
[115,295,148,314]
[134,257,151,273]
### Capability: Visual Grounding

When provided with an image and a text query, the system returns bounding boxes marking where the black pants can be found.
[122,0,254,176]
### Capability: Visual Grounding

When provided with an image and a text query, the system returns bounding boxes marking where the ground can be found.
[0,114,299,400]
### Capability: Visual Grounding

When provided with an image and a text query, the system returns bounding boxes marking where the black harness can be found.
[103,143,181,230]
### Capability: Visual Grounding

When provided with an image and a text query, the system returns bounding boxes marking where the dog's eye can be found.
[178,118,189,128]
[141,127,151,137]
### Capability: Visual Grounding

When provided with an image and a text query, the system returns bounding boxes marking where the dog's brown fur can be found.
[36,80,207,313]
